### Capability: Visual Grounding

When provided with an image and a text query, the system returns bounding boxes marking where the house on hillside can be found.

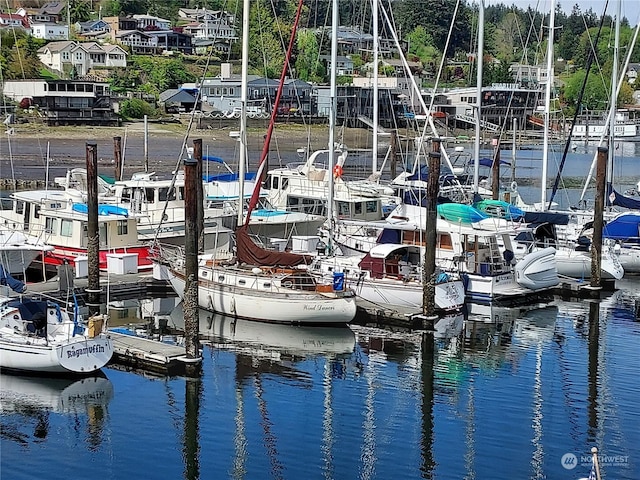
[2,79,120,126]
[132,14,171,31]
[75,19,110,38]
[31,22,69,40]
[38,1,67,23]
[179,8,237,54]
[38,41,127,77]
[103,15,138,41]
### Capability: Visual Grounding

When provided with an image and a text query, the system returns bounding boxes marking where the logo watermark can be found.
[561,451,629,470]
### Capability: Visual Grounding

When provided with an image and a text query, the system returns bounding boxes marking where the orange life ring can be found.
[333,165,343,177]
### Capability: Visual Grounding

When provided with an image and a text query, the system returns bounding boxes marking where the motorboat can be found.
[309,243,466,315]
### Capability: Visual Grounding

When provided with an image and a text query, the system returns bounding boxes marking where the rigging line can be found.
[548,1,610,208]
[152,26,219,246]
[3,0,25,79]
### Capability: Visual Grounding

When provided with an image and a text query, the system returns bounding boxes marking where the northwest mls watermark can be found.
[561,452,629,470]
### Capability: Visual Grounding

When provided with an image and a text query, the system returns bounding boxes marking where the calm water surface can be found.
[2,284,639,479]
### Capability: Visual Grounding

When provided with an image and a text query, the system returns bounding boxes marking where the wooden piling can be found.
[113,136,122,181]
[422,141,440,323]
[193,139,205,253]
[183,140,202,375]
[492,136,500,200]
[85,142,101,315]
[590,146,607,287]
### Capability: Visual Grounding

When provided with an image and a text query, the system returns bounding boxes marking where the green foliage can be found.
[70,0,92,23]
[248,0,286,79]
[119,98,156,118]
[0,30,45,80]
[295,29,324,82]
[109,55,196,95]
[407,26,439,65]
[563,69,609,111]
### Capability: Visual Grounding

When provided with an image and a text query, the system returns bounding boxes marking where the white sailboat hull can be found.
[0,335,113,374]
[168,265,356,325]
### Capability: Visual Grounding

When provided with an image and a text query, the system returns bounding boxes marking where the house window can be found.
[60,219,73,237]
[62,52,69,61]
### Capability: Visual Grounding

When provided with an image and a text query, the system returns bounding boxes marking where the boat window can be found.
[354,202,363,215]
[121,188,132,203]
[337,201,350,217]
[117,220,128,235]
[263,283,271,288]
[15,201,24,215]
[366,201,378,213]
[145,188,155,202]
[45,217,57,234]
[179,187,185,200]
[201,271,208,278]
[218,276,224,281]
[60,219,73,237]
[281,178,288,190]
[34,205,40,218]
[438,233,453,250]
[99,224,107,246]
[159,187,176,202]
[238,279,246,285]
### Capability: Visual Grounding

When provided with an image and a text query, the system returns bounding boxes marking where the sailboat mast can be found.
[607,0,621,182]
[473,0,484,194]
[328,0,338,227]
[372,0,379,174]
[238,0,250,226]
[541,0,555,209]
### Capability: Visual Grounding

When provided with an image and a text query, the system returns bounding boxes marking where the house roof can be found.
[0,13,29,28]
[38,40,75,53]
[159,89,197,103]
[40,1,66,15]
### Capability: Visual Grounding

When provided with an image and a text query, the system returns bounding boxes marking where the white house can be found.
[31,22,69,40]
[115,30,158,53]
[132,14,171,31]
[38,41,127,76]
[0,12,29,29]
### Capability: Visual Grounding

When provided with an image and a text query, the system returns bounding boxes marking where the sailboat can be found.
[163,0,356,325]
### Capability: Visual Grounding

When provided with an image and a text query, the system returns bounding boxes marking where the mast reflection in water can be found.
[1,295,639,479]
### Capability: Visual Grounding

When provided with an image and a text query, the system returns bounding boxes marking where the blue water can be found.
[2,285,640,479]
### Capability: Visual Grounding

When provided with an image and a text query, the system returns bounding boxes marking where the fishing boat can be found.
[0,295,113,374]
[0,189,151,273]
[309,243,465,314]
[0,229,53,276]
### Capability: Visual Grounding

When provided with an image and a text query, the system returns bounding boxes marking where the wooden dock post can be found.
[85,142,101,316]
[193,139,205,253]
[183,139,203,375]
[421,139,441,327]
[113,136,122,181]
[590,146,607,287]
[492,135,501,200]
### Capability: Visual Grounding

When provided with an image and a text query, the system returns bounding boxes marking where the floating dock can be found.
[109,331,199,376]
